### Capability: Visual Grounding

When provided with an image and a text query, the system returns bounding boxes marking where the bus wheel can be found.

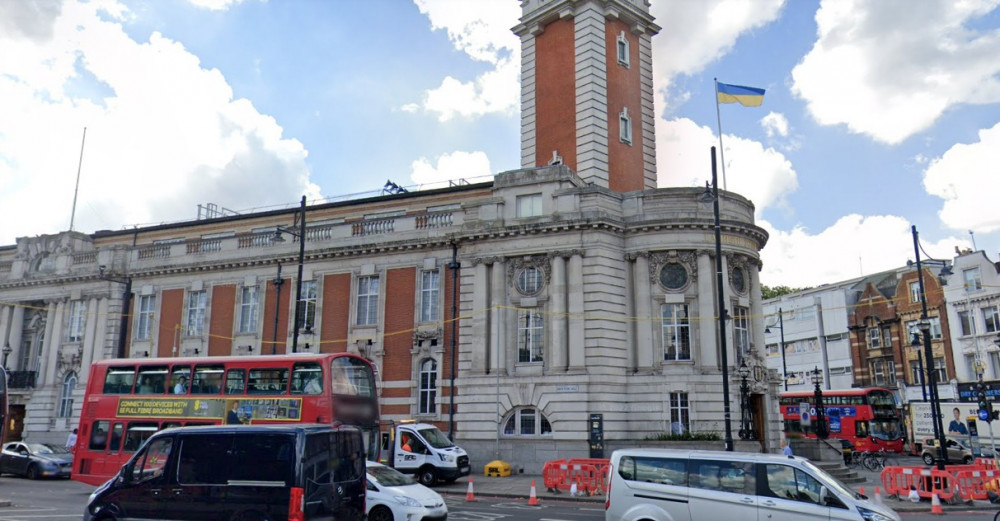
[26,464,40,480]
[418,467,437,487]
[369,505,394,521]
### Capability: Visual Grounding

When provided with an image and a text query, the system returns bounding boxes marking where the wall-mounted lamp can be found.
[302,343,311,351]
[141,351,149,358]
[193,348,200,355]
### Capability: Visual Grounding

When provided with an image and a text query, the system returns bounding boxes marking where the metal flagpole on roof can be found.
[69,127,87,232]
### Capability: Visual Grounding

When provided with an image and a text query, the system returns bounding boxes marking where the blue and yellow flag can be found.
[717,82,765,107]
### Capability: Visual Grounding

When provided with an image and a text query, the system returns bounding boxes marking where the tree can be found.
[761,284,805,300]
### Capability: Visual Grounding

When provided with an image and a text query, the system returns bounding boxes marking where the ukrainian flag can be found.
[717,82,765,107]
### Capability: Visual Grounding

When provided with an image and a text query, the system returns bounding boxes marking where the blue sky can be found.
[2,0,999,288]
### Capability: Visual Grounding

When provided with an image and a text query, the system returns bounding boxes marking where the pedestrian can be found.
[781,440,793,456]
[66,428,78,452]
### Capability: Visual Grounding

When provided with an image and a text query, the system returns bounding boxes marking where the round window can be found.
[659,263,688,290]
[517,267,543,295]
[732,267,746,294]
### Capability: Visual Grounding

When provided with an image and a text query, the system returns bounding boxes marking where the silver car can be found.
[0,442,73,479]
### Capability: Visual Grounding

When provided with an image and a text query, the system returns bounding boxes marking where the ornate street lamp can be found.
[811,366,828,439]
[765,308,788,390]
[2,342,11,368]
[738,360,755,440]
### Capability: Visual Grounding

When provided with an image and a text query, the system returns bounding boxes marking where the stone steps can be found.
[812,461,867,484]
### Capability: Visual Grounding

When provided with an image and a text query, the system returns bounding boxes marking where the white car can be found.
[366,461,448,521]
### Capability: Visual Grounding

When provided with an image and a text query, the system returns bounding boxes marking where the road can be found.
[0,475,995,520]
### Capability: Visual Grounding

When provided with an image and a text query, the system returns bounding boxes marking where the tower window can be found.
[619,108,632,145]
[616,30,630,68]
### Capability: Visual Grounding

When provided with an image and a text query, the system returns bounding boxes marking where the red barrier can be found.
[881,466,962,502]
[954,469,1000,501]
[542,458,610,495]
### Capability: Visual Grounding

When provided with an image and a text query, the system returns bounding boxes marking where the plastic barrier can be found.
[542,458,610,495]
[880,466,956,501]
[954,469,1000,501]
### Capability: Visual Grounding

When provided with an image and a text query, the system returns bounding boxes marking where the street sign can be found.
[980,409,991,421]
[800,401,811,426]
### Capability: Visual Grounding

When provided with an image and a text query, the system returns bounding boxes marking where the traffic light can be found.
[978,383,993,423]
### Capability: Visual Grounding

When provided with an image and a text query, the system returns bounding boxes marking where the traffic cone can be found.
[859,486,866,497]
[930,493,943,515]
[528,479,539,505]
[874,486,883,505]
[466,476,476,502]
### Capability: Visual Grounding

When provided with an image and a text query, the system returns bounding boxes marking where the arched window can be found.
[501,407,552,437]
[418,358,437,415]
[59,371,77,418]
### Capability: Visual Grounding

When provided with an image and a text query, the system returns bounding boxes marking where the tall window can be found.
[616,30,630,67]
[136,295,154,341]
[909,281,921,303]
[965,267,983,292]
[887,360,897,385]
[517,309,544,363]
[356,276,379,325]
[418,358,437,415]
[59,371,77,418]
[992,352,1000,379]
[501,408,552,436]
[516,194,542,218]
[910,361,921,383]
[238,286,259,334]
[619,108,632,144]
[933,357,947,382]
[185,290,207,336]
[661,304,690,361]
[733,306,750,359]
[420,270,440,323]
[871,359,885,386]
[67,300,86,342]
[907,317,943,340]
[984,306,1000,333]
[669,392,690,435]
[958,310,975,336]
[868,327,881,349]
[298,281,317,331]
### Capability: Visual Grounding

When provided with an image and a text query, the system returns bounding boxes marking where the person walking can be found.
[781,440,793,456]
[66,428,78,452]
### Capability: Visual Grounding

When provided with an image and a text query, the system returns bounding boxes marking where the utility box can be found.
[484,460,511,477]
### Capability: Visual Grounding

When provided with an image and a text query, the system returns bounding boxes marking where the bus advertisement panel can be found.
[780,387,904,452]
[73,353,379,486]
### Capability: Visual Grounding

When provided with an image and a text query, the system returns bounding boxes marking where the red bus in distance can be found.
[779,387,904,453]
[73,353,379,486]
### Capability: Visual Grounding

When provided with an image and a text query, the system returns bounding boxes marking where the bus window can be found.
[123,422,159,452]
[332,357,373,397]
[89,420,110,451]
[225,369,246,395]
[103,367,136,394]
[170,366,191,394]
[856,421,869,438]
[248,368,289,394]
[292,363,323,395]
[109,423,124,452]
[192,365,223,394]
[136,366,168,394]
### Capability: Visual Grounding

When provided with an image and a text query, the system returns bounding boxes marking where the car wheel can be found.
[26,464,40,480]
[418,467,437,487]
[922,453,934,465]
[369,505,394,521]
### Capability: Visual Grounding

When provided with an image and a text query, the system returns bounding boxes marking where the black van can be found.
[83,423,366,521]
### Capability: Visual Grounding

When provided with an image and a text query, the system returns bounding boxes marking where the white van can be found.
[379,421,470,486]
[605,448,899,521]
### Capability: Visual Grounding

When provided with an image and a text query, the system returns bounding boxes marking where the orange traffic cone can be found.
[466,476,476,502]
[528,479,539,505]
[874,486,883,505]
[859,486,866,497]
[930,493,943,515]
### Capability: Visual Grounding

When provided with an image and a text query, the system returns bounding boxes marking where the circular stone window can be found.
[659,263,688,291]
[732,266,746,294]
[517,267,543,295]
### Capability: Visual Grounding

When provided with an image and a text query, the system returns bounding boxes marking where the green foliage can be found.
[643,432,722,442]
[761,284,806,300]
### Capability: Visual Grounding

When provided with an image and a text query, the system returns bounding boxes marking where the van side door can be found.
[756,463,831,521]
[686,459,756,520]
[115,435,174,521]
[302,431,367,520]
[162,433,234,521]
[394,428,424,472]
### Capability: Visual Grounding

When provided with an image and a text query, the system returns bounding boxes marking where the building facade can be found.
[0,0,777,471]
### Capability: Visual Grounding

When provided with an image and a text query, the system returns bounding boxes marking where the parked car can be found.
[0,442,73,479]
[366,461,447,521]
[921,437,981,465]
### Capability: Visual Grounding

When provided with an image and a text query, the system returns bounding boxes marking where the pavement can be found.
[436,467,1000,514]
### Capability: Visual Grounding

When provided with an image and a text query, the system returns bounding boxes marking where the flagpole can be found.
[69,126,87,232]
[713,78,728,190]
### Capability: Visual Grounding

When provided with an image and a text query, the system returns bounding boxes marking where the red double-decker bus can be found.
[779,387,904,453]
[72,353,379,486]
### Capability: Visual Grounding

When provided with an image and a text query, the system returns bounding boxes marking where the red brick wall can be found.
[157,289,184,357]
[383,267,415,382]
[208,284,235,356]
[262,279,290,355]
[535,18,577,170]
[320,273,351,353]
[606,19,644,192]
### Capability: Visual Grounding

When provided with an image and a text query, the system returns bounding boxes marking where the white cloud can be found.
[186,0,246,11]
[924,122,1000,233]
[412,0,521,121]
[0,0,316,243]
[759,215,969,288]
[761,112,789,138]
[410,151,492,187]
[792,0,1000,144]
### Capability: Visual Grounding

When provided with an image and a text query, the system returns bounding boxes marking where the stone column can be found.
[41,300,62,386]
[0,304,9,349]
[471,261,490,373]
[490,259,507,374]
[697,251,717,369]
[80,297,100,383]
[8,304,24,369]
[633,254,653,370]
[549,254,567,372]
[748,263,765,358]
[567,252,585,370]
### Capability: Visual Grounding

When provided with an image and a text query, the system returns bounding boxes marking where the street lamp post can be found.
[273,196,307,354]
[271,263,284,355]
[911,225,949,469]
[811,366,828,438]
[738,360,755,440]
[2,342,11,368]
[910,333,928,402]
[765,308,789,390]
[447,241,460,441]
[702,146,734,451]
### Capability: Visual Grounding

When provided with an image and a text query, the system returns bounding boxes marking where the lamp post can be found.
[911,225,949,469]
[738,360,755,440]
[99,265,133,359]
[271,263,284,355]
[910,333,928,402]
[811,366,828,438]
[447,241,460,441]
[273,196,307,354]
[2,342,11,368]
[702,146,734,451]
[765,308,788,390]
